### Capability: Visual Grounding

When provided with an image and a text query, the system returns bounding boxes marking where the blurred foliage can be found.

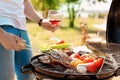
[65,0,78,3]
[65,0,82,28]
[30,0,60,17]
[98,0,107,2]
[30,0,60,10]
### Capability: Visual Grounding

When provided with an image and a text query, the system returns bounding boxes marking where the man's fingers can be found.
[14,36,26,50]
[14,45,21,51]
[15,36,25,43]
[15,44,26,51]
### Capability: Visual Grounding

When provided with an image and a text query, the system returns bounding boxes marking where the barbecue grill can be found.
[22,42,120,80]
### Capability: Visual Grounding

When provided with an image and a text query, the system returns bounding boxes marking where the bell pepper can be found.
[70,59,84,67]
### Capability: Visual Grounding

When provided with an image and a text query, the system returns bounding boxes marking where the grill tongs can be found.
[86,43,110,58]
[26,45,42,53]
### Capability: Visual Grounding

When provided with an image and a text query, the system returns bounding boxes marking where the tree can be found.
[30,0,60,18]
[65,0,82,28]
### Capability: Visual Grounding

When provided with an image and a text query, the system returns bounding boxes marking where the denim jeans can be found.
[0,25,33,80]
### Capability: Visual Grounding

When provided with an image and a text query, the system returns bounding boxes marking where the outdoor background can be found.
[19,0,120,80]
[27,0,112,55]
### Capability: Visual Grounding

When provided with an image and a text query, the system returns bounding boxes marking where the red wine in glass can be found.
[49,19,61,26]
[48,10,61,27]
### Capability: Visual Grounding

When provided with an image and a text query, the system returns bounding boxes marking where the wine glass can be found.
[47,10,61,39]
[47,10,61,27]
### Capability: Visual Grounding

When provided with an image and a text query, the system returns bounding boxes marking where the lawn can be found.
[26,18,105,49]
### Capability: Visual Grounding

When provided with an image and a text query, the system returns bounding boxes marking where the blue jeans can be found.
[0,25,33,80]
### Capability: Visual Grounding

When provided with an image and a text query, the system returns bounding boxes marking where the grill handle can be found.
[21,64,33,74]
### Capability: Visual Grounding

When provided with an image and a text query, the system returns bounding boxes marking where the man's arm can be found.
[24,0,57,32]
[24,0,41,23]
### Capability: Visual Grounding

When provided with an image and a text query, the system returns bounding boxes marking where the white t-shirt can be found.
[0,0,26,30]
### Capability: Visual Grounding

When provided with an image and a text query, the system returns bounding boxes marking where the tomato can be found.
[86,62,97,73]
[93,58,104,68]
[69,53,80,61]
[84,57,94,63]
[56,39,65,44]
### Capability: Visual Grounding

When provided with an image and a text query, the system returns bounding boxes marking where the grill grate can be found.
[31,54,118,80]
[112,52,120,68]
[86,42,120,65]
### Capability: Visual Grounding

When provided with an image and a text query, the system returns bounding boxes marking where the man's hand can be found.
[0,31,26,51]
[41,19,58,32]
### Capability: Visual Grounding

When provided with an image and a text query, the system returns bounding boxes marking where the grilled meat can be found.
[38,50,71,68]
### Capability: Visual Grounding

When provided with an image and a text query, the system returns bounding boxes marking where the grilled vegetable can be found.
[39,44,51,52]
[56,39,65,44]
[50,43,72,49]
[69,53,80,61]
[86,62,97,73]
[70,59,84,67]
[77,64,87,73]
[93,58,103,68]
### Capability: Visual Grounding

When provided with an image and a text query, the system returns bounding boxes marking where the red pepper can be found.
[84,57,94,63]
[56,39,65,44]
[86,62,97,73]
[69,53,80,61]
[93,58,103,68]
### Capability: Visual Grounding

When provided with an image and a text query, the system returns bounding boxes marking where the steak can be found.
[38,50,71,68]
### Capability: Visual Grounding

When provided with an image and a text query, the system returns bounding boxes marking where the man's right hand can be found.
[0,30,26,51]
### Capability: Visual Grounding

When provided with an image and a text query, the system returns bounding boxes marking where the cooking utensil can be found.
[86,43,109,58]
[86,42,120,67]
[26,45,41,53]
[86,42,120,53]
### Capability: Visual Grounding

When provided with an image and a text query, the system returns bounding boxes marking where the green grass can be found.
[27,18,105,48]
